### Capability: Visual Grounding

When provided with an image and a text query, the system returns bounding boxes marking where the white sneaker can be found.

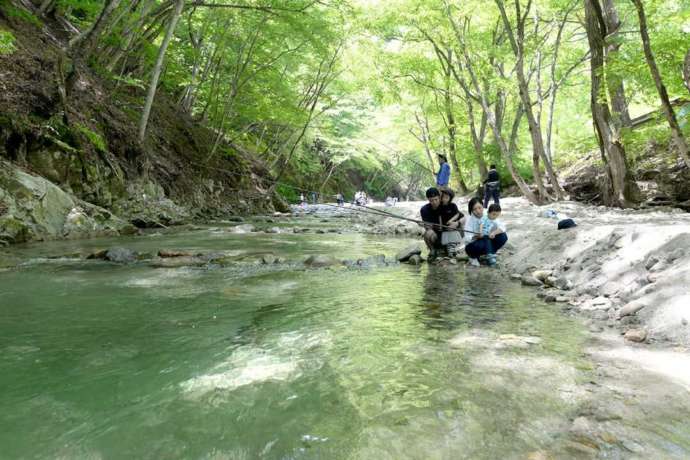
[469,258,480,267]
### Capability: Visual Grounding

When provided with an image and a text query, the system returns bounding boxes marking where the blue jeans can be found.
[465,233,508,258]
[483,187,500,208]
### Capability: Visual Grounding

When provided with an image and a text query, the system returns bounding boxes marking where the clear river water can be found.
[1,215,689,459]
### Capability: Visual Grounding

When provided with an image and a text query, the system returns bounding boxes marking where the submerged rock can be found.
[105,247,137,264]
[407,254,422,265]
[304,254,339,268]
[230,224,256,234]
[86,249,108,260]
[150,256,207,268]
[158,249,194,258]
[261,254,277,265]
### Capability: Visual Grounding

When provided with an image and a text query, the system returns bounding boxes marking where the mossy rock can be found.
[0,216,30,243]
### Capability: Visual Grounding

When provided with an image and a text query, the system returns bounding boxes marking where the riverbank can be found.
[0,11,285,246]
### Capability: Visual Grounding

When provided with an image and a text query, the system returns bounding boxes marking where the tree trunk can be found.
[602,0,632,128]
[68,0,123,59]
[38,0,56,15]
[448,52,488,179]
[138,0,184,144]
[442,49,467,193]
[584,0,637,207]
[495,0,564,201]
[631,0,690,168]
[412,112,438,183]
[446,8,539,204]
[461,57,539,204]
[684,49,690,95]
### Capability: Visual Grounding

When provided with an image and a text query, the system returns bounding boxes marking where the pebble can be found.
[521,275,543,287]
[618,301,646,318]
[624,328,647,343]
[532,270,553,282]
[622,440,644,453]
[645,255,660,270]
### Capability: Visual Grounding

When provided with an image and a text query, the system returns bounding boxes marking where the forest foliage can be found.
[2,0,690,204]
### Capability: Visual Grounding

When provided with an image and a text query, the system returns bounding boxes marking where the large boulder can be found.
[396,244,422,262]
[112,180,190,228]
[0,160,128,243]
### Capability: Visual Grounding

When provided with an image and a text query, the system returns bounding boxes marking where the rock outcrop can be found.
[0,161,130,243]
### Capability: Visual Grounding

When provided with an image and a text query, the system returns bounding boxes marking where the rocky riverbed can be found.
[2,200,690,457]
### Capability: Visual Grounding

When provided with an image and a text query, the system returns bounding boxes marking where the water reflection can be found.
[419,265,506,331]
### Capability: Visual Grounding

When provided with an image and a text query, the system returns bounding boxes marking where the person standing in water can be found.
[435,154,451,188]
[483,164,501,208]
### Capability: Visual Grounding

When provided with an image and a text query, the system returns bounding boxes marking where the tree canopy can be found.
[5,0,690,204]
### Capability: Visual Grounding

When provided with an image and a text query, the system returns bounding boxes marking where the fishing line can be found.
[190,161,480,234]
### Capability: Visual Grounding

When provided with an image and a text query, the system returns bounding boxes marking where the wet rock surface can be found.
[395,244,421,262]
[1,160,130,244]
[105,247,137,264]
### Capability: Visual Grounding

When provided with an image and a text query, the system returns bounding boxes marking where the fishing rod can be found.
[232,186,477,234]
[408,158,436,175]
[191,161,481,233]
[329,200,479,234]
[291,198,479,235]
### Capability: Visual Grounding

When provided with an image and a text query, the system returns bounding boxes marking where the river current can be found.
[1,215,689,459]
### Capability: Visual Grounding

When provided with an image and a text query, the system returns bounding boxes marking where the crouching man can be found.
[420,187,444,259]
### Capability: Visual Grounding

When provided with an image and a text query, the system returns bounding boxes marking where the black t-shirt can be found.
[420,203,443,228]
[440,202,463,225]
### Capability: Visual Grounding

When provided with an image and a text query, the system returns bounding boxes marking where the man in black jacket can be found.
[483,164,500,208]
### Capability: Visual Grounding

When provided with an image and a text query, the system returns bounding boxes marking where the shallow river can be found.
[1,216,689,459]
